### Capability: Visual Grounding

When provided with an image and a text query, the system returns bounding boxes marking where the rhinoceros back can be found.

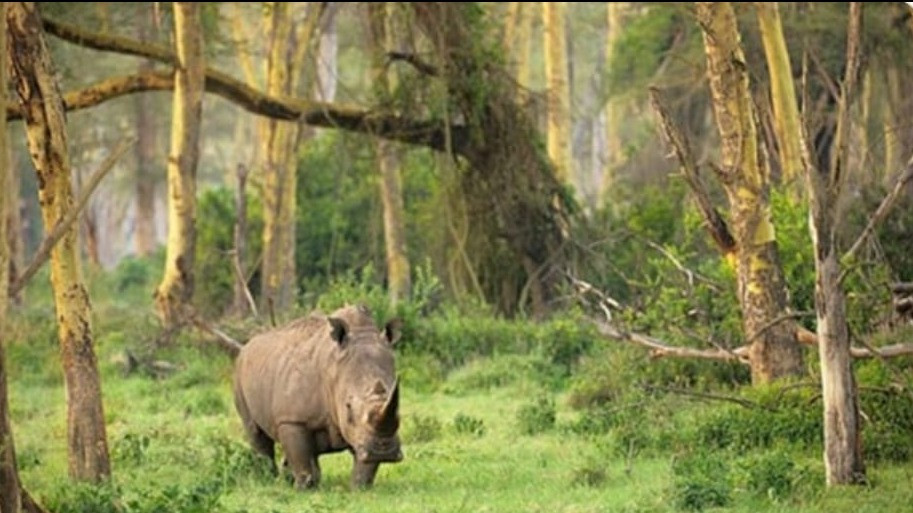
[234,314,337,440]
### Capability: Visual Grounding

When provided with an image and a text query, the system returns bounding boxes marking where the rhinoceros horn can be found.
[374,379,399,435]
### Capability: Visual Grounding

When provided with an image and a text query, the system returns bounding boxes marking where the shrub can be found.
[402,414,442,444]
[517,394,556,435]
[734,449,798,501]
[452,413,485,437]
[669,450,732,512]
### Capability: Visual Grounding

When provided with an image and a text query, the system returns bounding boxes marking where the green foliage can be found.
[194,187,264,317]
[694,395,821,452]
[516,394,556,435]
[733,449,799,502]
[670,450,732,512]
[402,414,442,444]
[452,413,485,437]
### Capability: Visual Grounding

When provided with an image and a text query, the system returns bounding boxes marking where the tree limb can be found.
[843,153,913,262]
[387,51,439,76]
[10,137,134,295]
[34,17,468,153]
[591,319,750,363]
[6,70,467,154]
[649,87,737,257]
[185,311,243,357]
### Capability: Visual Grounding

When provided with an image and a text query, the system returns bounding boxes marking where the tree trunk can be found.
[803,3,866,486]
[370,3,412,305]
[3,137,21,305]
[882,66,900,182]
[756,2,803,194]
[696,2,803,383]
[543,2,573,186]
[232,164,250,316]
[601,2,626,199]
[7,1,110,481]
[154,2,204,331]
[260,2,299,315]
[515,2,534,93]
[315,4,337,103]
[0,5,23,509]
[134,70,158,257]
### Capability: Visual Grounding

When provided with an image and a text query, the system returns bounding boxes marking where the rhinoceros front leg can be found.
[351,458,379,489]
[277,424,321,490]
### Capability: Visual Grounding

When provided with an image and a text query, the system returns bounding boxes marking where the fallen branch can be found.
[591,319,750,363]
[10,136,134,295]
[387,51,439,76]
[891,282,913,295]
[643,384,773,411]
[186,311,243,357]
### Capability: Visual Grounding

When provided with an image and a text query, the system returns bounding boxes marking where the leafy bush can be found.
[113,432,151,466]
[517,394,556,435]
[44,481,123,513]
[734,449,798,502]
[402,414,442,444]
[452,413,486,437]
[669,450,732,512]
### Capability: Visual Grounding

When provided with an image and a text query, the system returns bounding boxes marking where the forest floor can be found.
[5,275,913,513]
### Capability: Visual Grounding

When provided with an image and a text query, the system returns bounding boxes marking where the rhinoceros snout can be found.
[357,437,403,464]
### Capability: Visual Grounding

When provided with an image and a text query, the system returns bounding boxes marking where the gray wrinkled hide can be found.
[233,305,402,489]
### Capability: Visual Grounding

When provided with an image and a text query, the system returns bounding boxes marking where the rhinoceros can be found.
[233,305,403,489]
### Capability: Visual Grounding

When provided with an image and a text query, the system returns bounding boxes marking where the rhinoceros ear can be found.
[328,317,348,345]
[384,318,402,346]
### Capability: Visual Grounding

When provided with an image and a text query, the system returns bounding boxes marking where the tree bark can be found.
[370,3,412,305]
[154,2,204,331]
[134,4,159,257]
[543,2,573,186]
[756,2,803,194]
[232,164,250,316]
[0,4,23,509]
[7,1,110,482]
[803,3,866,486]
[601,2,626,198]
[696,2,803,383]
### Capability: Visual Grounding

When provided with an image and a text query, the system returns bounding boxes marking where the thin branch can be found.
[10,137,134,295]
[591,319,750,364]
[649,87,737,256]
[229,249,259,319]
[843,153,913,262]
[642,239,721,291]
[387,51,439,76]
[745,310,815,345]
[642,384,774,411]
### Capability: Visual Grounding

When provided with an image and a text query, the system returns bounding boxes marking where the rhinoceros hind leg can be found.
[351,459,379,489]
[277,424,321,490]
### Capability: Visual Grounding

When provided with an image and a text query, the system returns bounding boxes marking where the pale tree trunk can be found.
[134,72,158,257]
[600,2,626,199]
[543,2,573,186]
[154,2,204,330]
[882,66,900,182]
[260,2,298,314]
[4,135,21,304]
[0,4,23,509]
[259,3,323,315]
[756,2,803,196]
[135,4,158,257]
[7,1,111,481]
[802,3,865,486]
[315,4,337,103]
[515,3,534,92]
[696,2,803,383]
[370,2,412,305]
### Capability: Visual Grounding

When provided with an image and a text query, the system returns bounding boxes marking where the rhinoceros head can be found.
[328,306,403,464]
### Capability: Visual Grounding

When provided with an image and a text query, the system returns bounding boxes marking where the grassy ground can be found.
[5,276,913,512]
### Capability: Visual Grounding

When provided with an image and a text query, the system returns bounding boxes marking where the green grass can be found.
[5,303,913,513]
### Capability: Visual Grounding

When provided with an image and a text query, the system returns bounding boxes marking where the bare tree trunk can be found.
[134,79,158,257]
[756,2,803,195]
[0,5,23,509]
[7,1,110,481]
[3,136,21,305]
[232,164,250,316]
[543,2,573,186]
[154,2,204,331]
[515,2,534,93]
[802,3,866,486]
[696,2,803,383]
[370,3,412,305]
[260,2,298,315]
[600,2,626,199]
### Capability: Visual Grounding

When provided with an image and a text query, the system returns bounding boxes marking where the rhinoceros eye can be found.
[346,401,354,424]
